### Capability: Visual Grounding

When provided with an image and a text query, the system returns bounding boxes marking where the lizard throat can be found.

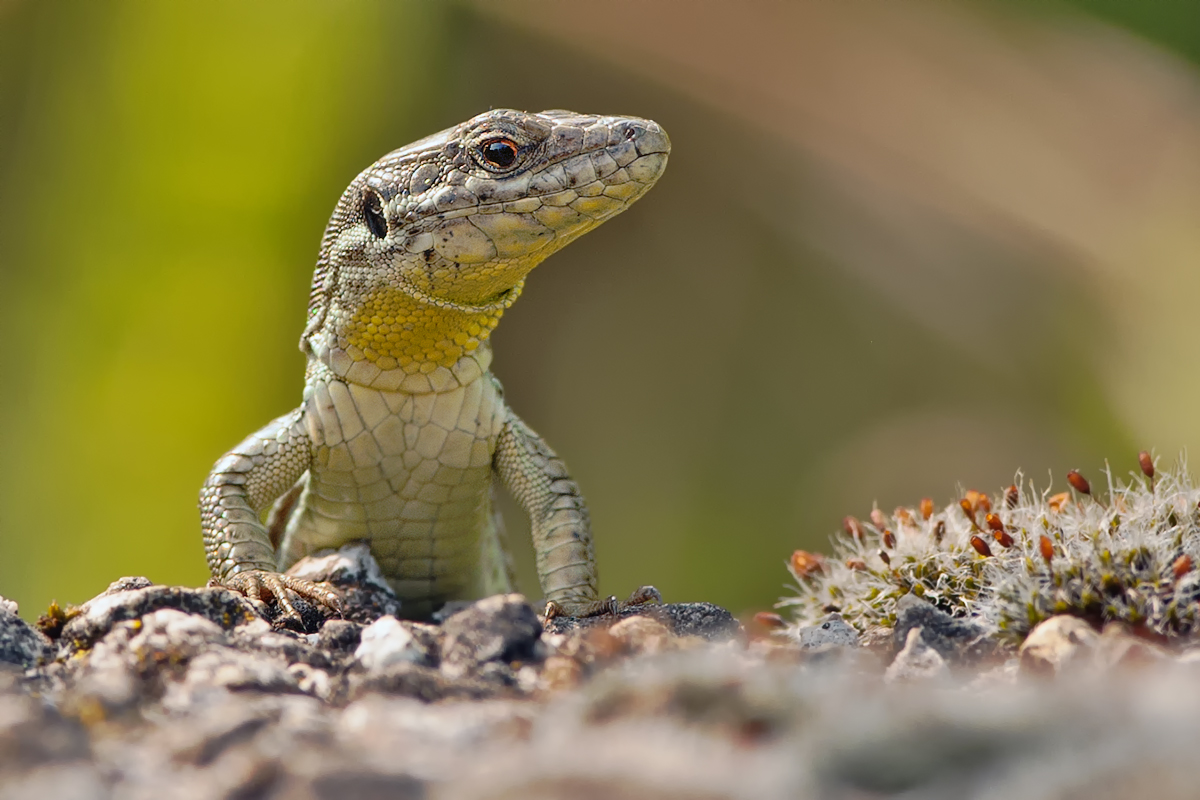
[330,280,523,375]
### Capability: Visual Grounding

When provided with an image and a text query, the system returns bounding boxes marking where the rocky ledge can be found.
[5,545,1200,799]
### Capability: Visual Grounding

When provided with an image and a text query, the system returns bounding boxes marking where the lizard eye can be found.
[478,137,519,170]
[362,187,388,239]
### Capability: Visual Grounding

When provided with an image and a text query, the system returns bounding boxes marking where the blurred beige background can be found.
[1,0,1198,617]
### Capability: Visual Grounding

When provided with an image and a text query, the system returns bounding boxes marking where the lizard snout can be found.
[612,117,671,157]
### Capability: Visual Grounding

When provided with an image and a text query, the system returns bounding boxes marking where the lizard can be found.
[199,109,670,621]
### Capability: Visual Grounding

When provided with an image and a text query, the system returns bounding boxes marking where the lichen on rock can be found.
[780,455,1200,645]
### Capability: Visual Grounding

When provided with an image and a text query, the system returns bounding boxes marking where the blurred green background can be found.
[2,0,1199,618]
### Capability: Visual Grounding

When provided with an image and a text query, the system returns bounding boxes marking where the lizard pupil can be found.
[362,188,387,239]
[480,138,518,169]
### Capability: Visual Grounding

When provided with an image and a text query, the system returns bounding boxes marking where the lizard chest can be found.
[284,373,506,571]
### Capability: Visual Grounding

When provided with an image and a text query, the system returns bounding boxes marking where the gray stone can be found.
[354,616,429,672]
[440,594,544,680]
[0,763,108,800]
[187,641,305,695]
[100,576,154,595]
[57,585,259,654]
[0,691,90,768]
[794,613,859,649]
[541,601,740,641]
[656,602,740,640]
[1019,615,1101,677]
[308,772,424,800]
[884,627,949,683]
[892,594,995,664]
[17,569,1200,799]
[348,661,498,703]
[315,619,364,656]
[0,602,52,669]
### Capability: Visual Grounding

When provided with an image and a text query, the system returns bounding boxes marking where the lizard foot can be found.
[223,570,343,621]
[543,585,662,621]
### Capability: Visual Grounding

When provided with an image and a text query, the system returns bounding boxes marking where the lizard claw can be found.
[224,570,343,621]
[543,585,662,620]
[624,585,663,607]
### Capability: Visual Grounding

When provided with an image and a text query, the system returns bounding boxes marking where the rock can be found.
[230,619,332,671]
[286,543,402,623]
[607,616,676,655]
[177,648,302,697]
[20,567,1200,799]
[1017,618,1167,678]
[57,584,260,654]
[100,576,154,595]
[541,601,739,641]
[1096,623,1171,671]
[576,649,802,743]
[307,772,425,800]
[290,662,334,701]
[118,607,228,660]
[72,608,230,713]
[0,691,90,767]
[1019,615,1100,677]
[439,595,544,680]
[539,655,584,692]
[656,602,740,640]
[794,613,859,650]
[316,619,364,655]
[892,594,994,664]
[431,601,476,622]
[968,658,1021,689]
[0,763,108,800]
[884,627,949,683]
[0,600,53,669]
[6,576,816,796]
[354,616,430,672]
[349,662,498,703]
[335,694,532,773]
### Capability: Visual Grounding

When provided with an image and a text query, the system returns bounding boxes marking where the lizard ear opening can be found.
[362,187,388,239]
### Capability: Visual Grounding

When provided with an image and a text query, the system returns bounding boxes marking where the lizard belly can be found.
[279,371,506,611]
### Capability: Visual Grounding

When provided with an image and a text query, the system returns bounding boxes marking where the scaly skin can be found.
[199,110,669,619]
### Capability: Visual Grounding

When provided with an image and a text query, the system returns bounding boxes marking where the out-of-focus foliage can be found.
[1026,0,1200,65]
[1,0,1198,618]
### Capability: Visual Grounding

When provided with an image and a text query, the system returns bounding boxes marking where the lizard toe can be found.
[223,570,342,621]
[543,585,662,620]
[280,574,344,616]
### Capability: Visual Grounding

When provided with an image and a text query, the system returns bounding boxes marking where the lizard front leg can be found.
[199,408,340,618]
[493,408,659,619]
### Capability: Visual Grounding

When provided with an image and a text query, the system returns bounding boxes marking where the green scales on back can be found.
[199,109,670,619]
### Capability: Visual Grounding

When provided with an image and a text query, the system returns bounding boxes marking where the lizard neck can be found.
[304,281,519,393]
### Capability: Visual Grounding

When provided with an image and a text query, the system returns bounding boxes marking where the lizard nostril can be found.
[624,125,638,141]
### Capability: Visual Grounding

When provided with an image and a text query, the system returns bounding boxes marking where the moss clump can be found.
[779,456,1200,644]
[36,599,82,640]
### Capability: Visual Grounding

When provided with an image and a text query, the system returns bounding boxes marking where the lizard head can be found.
[303,109,670,389]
